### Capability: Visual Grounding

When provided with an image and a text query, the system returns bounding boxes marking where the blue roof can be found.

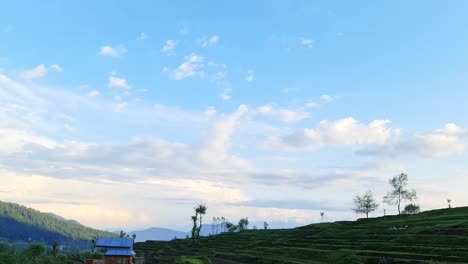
[102,248,135,256]
[95,237,134,248]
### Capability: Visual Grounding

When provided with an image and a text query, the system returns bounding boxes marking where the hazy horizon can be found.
[1,1,468,231]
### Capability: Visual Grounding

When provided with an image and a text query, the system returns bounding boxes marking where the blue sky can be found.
[1,1,468,230]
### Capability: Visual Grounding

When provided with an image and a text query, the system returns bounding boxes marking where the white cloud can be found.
[301,38,314,48]
[19,64,62,79]
[358,123,468,158]
[320,94,334,103]
[171,54,204,80]
[138,32,149,41]
[220,89,232,101]
[256,104,310,123]
[204,106,217,117]
[115,102,128,111]
[161,40,177,54]
[246,70,254,82]
[108,75,131,89]
[99,45,126,58]
[200,35,220,47]
[265,118,394,150]
[50,64,63,72]
[86,90,100,97]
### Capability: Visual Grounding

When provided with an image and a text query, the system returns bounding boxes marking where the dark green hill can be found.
[135,207,468,264]
[0,200,117,250]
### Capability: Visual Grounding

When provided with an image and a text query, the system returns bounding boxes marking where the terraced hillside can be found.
[135,207,468,264]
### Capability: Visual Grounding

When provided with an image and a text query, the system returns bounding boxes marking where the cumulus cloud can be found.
[200,35,220,47]
[99,45,126,58]
[19,64,62,79]
[115,102,128,111]
[108,75,131,89]
[161,40,177,54]
[220,89,232,101]
[246,70,254,82]
[204,106,216,117]
[171,54,204,80]
[264,118,394,150]
[86,90,100,97]
[357,123,468,158]
[256,104,309,123]
[301,38,314,47]
[320,94,334,103]
[138,32,149,41]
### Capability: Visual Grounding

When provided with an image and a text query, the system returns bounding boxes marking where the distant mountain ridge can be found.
[131,224,227,242]
[0,200,117,250]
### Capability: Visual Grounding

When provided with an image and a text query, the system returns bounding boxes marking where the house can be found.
[93,237,135,264]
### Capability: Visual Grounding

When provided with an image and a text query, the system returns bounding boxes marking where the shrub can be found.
[402,204,421,215]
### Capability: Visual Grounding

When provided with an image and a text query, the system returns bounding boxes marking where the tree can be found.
[263,222,269,230]
[119,230,127,238]
[353,190,379,219]
[447,198,452,209]
[225,222,237,232]
[320,212,325,223]
[195,203,207,238]
[132,233,136,240]
[383,173,417,214]
[190,215,198,245]
[26,244,45,264]
[402,203,420,215]
[51,240,59,258]
[239,218,249,230]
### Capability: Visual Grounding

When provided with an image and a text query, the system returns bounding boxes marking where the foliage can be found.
[80,250,104,260]
[263,221,269,230]
[225,222,237,232]
[383,173,417,214]
[353,190,379,218]
[238,217,249,230]
[402,203,421,214]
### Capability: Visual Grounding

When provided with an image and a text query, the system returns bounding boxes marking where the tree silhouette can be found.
[195,203,207,239]
[383,173,417,214]
[238,218,249,231]
[402,203,420,214]
[447,198,452,209]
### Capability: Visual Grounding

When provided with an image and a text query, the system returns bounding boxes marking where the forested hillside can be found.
[0,200,116,250]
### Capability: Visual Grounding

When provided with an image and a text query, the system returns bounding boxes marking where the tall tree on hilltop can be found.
[353,190,379,219]
[383,173,417,214]
[195,203,207,238]
[191,215,198,245]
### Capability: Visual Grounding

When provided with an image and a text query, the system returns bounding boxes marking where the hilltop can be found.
[0,200,117,250]
[135,207,468,264]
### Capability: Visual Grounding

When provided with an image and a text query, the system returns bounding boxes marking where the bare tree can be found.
[383,173,417,214]
[353,190,379,219]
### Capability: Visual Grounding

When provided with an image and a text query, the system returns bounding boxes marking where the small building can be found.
[94,237,135,264]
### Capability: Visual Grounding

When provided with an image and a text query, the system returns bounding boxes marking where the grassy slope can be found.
[135,207,468,264]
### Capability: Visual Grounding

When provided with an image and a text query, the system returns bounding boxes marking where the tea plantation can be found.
[135,207,468,264]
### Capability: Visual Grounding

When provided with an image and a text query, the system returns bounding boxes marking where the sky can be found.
[1,0,468,231]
